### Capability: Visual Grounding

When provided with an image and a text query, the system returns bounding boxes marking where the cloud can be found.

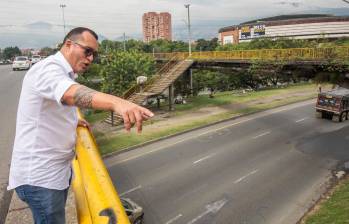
[275,1,302,7]
[0,0,346,46]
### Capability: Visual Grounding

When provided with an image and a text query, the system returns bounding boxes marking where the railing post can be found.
[168,84,173,111]
[111,111,114,126]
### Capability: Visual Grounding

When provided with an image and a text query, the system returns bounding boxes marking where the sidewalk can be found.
[5,189,77,224]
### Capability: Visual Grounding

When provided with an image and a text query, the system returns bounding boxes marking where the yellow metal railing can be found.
[72,111,130,224]
[151,47,349,61]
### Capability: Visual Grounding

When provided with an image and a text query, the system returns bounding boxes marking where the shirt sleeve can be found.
[35,62,77,105]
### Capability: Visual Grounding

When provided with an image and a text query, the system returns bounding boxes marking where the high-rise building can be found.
[143,12,172,43]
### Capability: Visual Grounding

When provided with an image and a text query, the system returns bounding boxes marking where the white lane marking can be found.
[193,153,216,164]
[234,169,259,184]
[113,118,254,164]
[165,214,183,224]
[295,117,308,123]
[187,199,228,224]
[110,101,315,164]
[119,185,142,197]
[252,131,271,139]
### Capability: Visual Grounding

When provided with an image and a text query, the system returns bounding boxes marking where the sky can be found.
[0,0,348,47]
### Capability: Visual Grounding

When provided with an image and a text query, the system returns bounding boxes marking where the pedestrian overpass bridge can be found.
[105,46,349,125]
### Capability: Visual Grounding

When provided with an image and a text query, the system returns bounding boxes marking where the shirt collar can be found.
[55,51,77,80]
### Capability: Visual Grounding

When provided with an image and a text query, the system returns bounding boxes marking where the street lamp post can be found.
[184,4,192,56]
[59,4,67,36]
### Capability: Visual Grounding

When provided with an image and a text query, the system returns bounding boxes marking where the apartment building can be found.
[143,12,172,43]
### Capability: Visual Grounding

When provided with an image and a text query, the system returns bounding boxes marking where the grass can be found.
[174,83,319,112]
[85,110,108,124]
[95,83,321,154]
[304,177,349,224]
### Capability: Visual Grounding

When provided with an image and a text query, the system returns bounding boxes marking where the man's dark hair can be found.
[63,27,98,44]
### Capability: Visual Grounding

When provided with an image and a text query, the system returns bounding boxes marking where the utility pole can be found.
[184,4,192,56]
[123,32,126,51]
[59,4,66,36]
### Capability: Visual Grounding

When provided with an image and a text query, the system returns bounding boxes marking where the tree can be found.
[195,38,219,52]
[40,47,56,57]
[100,50,156,96]
[248,60,286,87]
[192,70,222,96]
[76,64,103,91]
[317,59,349,85]
[3,46,21,60]
[144,39,188,53]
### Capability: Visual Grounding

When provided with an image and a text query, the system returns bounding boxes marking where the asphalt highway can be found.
[105,100,349,224]
[0,65,26,223]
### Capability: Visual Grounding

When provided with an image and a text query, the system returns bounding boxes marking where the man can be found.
[8,27,153,224]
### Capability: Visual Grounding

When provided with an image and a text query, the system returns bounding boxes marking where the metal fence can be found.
[150,47,349,61]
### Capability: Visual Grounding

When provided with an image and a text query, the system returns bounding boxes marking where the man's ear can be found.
[64,40,73,49]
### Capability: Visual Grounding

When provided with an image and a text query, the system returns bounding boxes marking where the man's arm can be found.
[62,84,154,133]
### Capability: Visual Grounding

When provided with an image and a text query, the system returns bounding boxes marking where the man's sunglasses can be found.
[69,40,98,59]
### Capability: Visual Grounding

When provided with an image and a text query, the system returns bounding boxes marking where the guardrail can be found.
[151,47,349,61]
[72,111,130,224]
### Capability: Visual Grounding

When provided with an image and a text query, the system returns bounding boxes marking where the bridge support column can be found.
[157,97,160,109]
[111,111,114,126]
[185,68,193,96]
[190,68,193,96]
[169,84,174,111]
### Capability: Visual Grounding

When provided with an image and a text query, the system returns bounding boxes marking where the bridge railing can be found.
[72,110,130,224]
[151,47,349,61]
[123,52,189,99]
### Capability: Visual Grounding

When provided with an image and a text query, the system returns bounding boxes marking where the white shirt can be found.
[8,52,78,190]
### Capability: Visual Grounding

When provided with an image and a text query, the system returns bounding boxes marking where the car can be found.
[121,198,144,224]
[12,56,31,71]
[315,87,349,122]
[31,55,41,64]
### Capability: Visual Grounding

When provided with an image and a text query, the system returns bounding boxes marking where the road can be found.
[105,100,349,224]
[0,65,26,223]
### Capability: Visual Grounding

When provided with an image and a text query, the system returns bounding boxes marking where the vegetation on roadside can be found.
[303,177,349,224]
[89,83,323,154]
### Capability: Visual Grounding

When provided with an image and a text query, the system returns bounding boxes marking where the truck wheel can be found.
[315,111,323,119]
[340,112,347,122]
[134,217,143,224]
[332,114,340,122]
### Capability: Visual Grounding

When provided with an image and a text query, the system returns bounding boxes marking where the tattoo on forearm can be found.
[73,86,97,108]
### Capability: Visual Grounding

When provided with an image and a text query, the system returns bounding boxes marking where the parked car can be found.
[12,56,31,71]
[315,87,349,122]
[31,55,41,64]
[121,198,144,224]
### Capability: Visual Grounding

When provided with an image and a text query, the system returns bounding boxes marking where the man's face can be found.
[66,31,99,73]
